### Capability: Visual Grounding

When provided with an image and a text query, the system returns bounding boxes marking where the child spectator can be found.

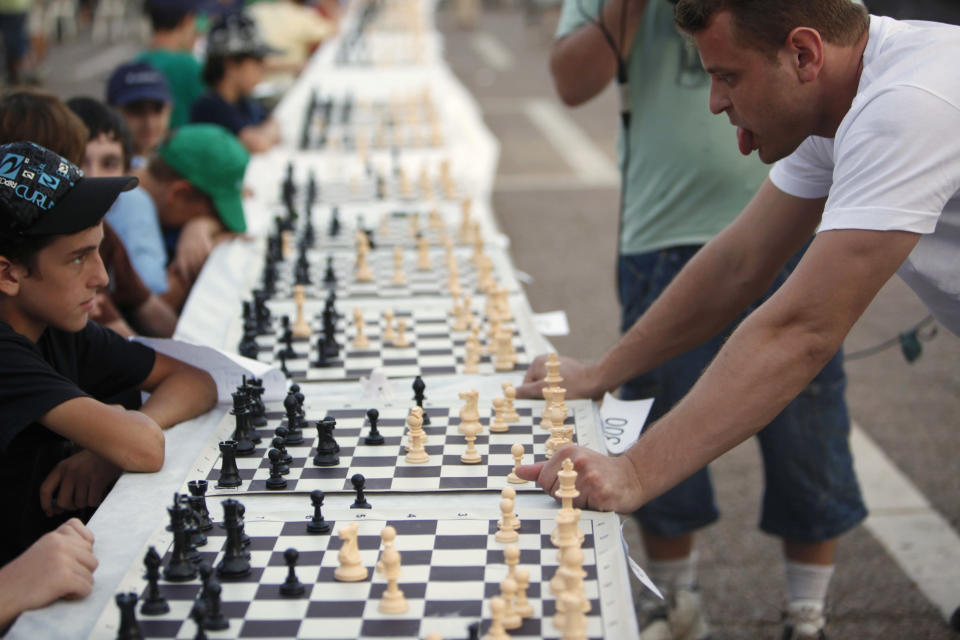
[0,140,217,570]
[66,97,169,296]
[137,0,206,129]
[248,0,336,76]
[0,89,177,338]
[138,123,249,310]
[105,61,173,170]
[191,13,282,153]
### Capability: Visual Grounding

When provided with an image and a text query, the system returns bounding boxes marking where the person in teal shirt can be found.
[137,0,207,129]
[546,1,863,639]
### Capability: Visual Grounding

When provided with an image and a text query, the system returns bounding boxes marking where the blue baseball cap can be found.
[0,142,137,237]
[106,61,172,108]
[144,0,199,25]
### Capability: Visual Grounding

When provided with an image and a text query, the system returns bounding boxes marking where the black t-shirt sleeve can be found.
[0,334,88,452]
[72,322,156,400]
[190,93,245,134]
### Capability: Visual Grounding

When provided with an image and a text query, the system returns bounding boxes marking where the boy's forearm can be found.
[139,367,217,429]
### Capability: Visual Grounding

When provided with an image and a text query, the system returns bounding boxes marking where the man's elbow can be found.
[126,427,165,472]
[549,49,589,107]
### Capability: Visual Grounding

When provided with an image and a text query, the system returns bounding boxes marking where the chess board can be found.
[239,299,537,381]
[195,399,600,496]
[267,246,518,301]
[89,507,634,640]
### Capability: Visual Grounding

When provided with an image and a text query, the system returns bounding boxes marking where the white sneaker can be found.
[781,600,827,640]
[639,588,711,640]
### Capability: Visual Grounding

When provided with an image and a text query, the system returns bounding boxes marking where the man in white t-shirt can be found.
[517,2,959,636]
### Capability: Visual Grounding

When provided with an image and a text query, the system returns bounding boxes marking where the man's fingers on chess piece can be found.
[553,446,646,513]
[516,355,549,398]
[516,354,599,400]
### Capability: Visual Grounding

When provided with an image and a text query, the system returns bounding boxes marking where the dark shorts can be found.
[619,245,867,542]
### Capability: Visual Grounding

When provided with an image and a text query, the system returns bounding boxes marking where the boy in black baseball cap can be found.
[0,141,217,568]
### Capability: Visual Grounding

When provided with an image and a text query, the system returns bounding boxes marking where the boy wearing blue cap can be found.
[106,61,174,169]
[0,141,217,567]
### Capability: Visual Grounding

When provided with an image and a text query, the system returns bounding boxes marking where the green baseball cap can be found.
[158,124,249,232]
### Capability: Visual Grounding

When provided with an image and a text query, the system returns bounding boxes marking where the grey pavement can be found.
[28,5,960,639]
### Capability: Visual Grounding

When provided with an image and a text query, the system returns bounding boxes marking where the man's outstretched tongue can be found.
[737,127,755,155]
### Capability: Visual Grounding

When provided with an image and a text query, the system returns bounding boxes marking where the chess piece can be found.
[490,397,509,433]
[353,307,370,348]
[307,490,331,534]
[463,333,481,373]
[217,499,251,579]
[500,577,522,630]
[313,417,340,467]
[365,407,384,445]
[514,568,534,618]
[503,545,520,582]
[482,596,510,640]
[279,548,306,597]
[556,591,589,639]
[187,480,213,532]
[405,406,429,463]
[216,440,242,488]
[355,245,373,282]
[114,592,142,640]
[376,526,408,613]
[164,499,198,581]
[417,234,432,270]
[189,600,208,640]
[140,547,169,615]
[493,327,517,371]
[460,419,482,464]
[495,487,520,543]
[265,449,288,489]
[507,443,527,484]
[394,317,410,347]
[351,473,371,508]
[271,435,292,471]
[202,579,229,630]
[334,522,369,582]
[291,285,311,338]
[412,375,430,425]
[457,390,482,434]
[382,310,398,344]
[391,246,406,284]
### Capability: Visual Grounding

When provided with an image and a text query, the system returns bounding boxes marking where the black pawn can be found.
[364,408,384,445]
[279,349,290,377]
[272,435,292,470]
[140,547,169,615]
[197,562,213,608]
[323,254,336,284]
[115,592,143,640]
[307,489,331,534]
[265,449,288,490]
[313,332,330,367]
[350,473,371,509]
[189,600,208,640]
[216,441,242,488]
[202,579,229,631]
[467,621,481,640]
[279,548,306,597]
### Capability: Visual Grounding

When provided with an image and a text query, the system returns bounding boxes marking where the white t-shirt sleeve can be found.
[770,135,835,200]
[794,86,960,234]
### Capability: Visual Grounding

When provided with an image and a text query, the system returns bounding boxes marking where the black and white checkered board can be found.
[269,247,515,301]
[309,208,467,250]
[90,511,611,640]
[200,400,594,496]
[248,305,531,381]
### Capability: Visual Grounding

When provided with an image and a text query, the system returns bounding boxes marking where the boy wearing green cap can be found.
[0,141,217,569]
[138,123,250,310]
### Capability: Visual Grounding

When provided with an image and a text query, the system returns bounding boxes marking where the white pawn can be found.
[503,544,520,582]
[482,596,510,640]
[376,526,408,614]
[382,310,398,344]
[416,234,432,270]
[501,382,520,423]
[495,487,520,543]
[463,336,481,374]
[291,285,311,338]
[490,397,509,433]
[558,591,588,640]
[500,577,522,630]
[514,568,534,619]
[394,317,410,347]
[507,443,527,484]
[353,308,370,349]
[391,246,406,285]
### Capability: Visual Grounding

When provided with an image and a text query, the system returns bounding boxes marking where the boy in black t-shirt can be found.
[0,142,217,574]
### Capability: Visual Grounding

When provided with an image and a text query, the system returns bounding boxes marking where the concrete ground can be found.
[28,4,960,638]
